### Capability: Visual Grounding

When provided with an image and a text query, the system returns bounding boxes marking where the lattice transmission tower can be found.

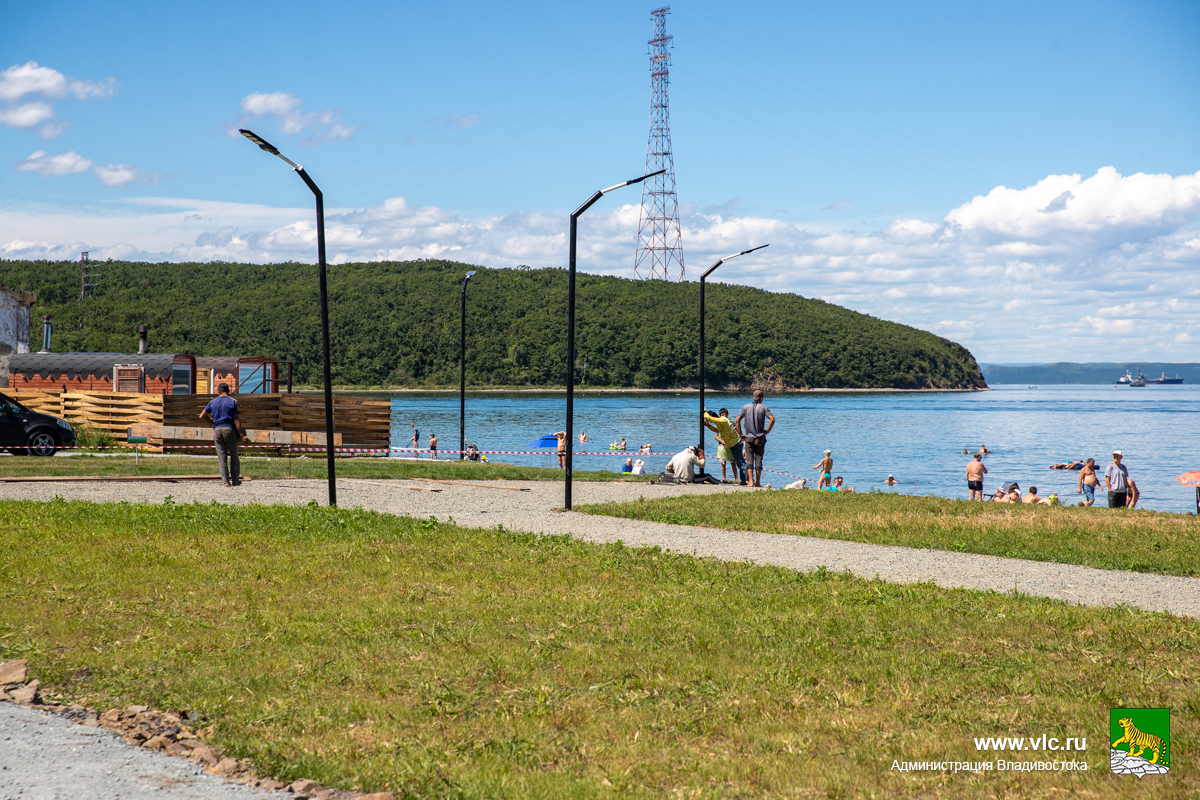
[633,6,685,281]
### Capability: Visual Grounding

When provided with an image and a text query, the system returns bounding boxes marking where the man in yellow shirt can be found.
[703,408,746,485]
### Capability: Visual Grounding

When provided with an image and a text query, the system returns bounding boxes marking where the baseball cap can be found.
[1113,450,1123,456]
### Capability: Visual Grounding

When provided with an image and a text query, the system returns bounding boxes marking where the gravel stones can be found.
[1110,748,1170,778]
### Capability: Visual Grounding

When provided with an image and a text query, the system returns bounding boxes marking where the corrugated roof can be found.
[9,353,180,380]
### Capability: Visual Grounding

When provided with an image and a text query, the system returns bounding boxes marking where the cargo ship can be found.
[1147,372,1185,385]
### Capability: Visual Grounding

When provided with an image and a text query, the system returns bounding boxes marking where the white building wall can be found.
[0,285,37,387]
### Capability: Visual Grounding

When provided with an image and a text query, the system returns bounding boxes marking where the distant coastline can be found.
[984,362,1198,385]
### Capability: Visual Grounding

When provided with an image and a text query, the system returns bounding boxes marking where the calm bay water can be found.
[384,385,1200,512]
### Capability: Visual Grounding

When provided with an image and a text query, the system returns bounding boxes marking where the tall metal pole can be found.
[564,171,664,510]
[295,168,337,508]
[698,273,707,467]
[239,129,338,507]
[566,211,582,509]
[459,271,474,460]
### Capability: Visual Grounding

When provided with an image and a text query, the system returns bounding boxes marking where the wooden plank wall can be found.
[5,389,63,416]
[163,393,391,450]
[281,395,391,449]
[61,392,165,442]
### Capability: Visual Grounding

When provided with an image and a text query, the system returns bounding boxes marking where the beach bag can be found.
[657,471,680,485]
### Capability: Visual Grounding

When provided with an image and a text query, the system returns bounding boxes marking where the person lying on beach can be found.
[784,477,808,490]
[1022,486,1041,504]
[991,489,1008,502]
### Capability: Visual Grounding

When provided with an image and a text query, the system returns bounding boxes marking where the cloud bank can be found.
[3,166,1199,362]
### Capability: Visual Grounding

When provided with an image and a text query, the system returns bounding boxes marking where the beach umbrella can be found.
[528,435,559,448]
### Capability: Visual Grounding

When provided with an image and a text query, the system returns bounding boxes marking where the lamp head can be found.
[239,129,279,155]
[465,271,476,281]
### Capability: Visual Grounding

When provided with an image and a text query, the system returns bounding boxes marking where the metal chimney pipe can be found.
[137,325,148,354]
[39,315,52,354]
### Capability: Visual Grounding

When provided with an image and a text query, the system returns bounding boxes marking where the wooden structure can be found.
[8,353,196,394]
[3,388,390,450]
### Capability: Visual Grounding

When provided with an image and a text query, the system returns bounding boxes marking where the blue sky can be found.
[3,1,1200,362]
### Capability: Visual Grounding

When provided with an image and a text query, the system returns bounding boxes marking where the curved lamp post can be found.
[460,270,476,460]
[698,244,769,476]
[238,128,338,507]
[564,168,664,510]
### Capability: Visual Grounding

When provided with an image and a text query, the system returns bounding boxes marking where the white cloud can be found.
[0,62,116,136]
[93,163,160,187]
[0,101,54,128]
[15,150,92,176]
[235,92,354,142]
[4,166,1200,363]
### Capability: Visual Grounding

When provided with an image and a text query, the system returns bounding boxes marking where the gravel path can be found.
[0,702,275,800]
[7,476,1200,618]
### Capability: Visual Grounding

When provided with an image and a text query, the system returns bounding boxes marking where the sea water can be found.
[386,384,1200,513]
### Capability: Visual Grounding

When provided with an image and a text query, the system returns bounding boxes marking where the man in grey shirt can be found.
[1104,450,1129,509]
[735,389,775,488]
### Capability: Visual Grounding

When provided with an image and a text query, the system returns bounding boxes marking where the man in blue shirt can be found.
[199,383,248,487]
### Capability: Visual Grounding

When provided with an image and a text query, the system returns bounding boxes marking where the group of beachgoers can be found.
[966,447,1138,509]
[650,390,776,487]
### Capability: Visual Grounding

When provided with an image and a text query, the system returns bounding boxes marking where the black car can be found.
[0,391,77,456]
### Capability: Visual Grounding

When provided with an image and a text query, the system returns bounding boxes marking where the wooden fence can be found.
[164,393,391,449]
[5,389,391,450]
[7,389,163,442]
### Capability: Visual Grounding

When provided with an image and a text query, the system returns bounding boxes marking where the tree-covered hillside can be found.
[1,259,986,390]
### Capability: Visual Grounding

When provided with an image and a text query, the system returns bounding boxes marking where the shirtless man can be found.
[554,431,568,469]
[813,450,833,490]
[966,453,987,500]
[1022,486,1041,504]
[1077,457,1099,506]
[1125,479,1140,509]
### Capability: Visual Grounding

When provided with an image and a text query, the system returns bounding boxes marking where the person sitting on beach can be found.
[885,475,897,486]
[991,488,1008,502]
[1022,486,1041,504]
[1126,479,1139,509]
[621,458,632,473]
[663,446,705,483]
[1007,485,1021,503]
[631,459,646,475]
[834,476,854,493]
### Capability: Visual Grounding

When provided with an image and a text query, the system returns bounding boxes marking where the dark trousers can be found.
[1108,490,1127,509]
[214,426,240,485]
[730,441,748,484]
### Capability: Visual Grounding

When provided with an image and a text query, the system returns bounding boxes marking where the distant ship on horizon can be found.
[1147,372,1185,385]
[1116,370,1133,385]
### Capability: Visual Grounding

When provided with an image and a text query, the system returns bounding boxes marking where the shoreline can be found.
[294,386,991,395]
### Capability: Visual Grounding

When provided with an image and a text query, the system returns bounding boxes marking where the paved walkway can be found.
[6,476,1199,618]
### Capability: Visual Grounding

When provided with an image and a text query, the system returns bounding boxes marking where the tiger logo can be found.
[1112,717,1168,766]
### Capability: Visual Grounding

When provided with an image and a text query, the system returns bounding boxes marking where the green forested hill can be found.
[1,259,985,390]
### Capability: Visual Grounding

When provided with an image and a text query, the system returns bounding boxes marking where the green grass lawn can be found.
[3,500,1197,799]
[0,454,640,482]
[579,490,1200,577]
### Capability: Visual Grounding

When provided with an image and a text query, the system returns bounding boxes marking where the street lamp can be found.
[460,270,476,460]
[564,168,664,510]
[698,244,769,476]
[239,128,338,508]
